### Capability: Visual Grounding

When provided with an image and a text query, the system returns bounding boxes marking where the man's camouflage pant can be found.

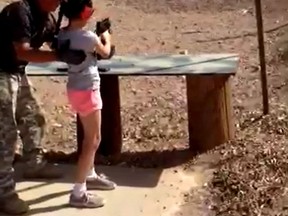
[0,72,46,198]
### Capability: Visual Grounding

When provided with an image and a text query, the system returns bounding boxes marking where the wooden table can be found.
[26,53,239,158]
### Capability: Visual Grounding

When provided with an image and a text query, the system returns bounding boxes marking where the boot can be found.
[0,193,29,215]
[23,162,63,179]
[22,149,63,179]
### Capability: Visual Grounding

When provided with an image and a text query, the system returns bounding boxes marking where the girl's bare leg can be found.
[69,110,104,208]
[75,110,101,183]
[85,143,117,190]
[86,164,117,190]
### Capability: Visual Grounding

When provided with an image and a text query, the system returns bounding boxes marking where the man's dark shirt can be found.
[0,0,56,73]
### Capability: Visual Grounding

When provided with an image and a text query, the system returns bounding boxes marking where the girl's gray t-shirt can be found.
[58,29,100,90]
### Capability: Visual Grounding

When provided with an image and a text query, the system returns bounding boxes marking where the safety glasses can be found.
[80,6,95,19]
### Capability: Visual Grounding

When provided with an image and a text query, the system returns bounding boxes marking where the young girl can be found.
[58,0,116,208]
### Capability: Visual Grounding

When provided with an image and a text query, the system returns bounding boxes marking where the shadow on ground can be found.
[11,164,164,215]
[8,157,194,216]
[14,148,193,188]
[14,148,194,169]
[15,163,163,188]
[3,149,217,216]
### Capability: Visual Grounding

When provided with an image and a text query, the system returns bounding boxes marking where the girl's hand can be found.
[95,31,112,59]
[100,30,111,44]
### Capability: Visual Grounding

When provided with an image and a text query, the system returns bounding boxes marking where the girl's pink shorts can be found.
[67,89,103,116]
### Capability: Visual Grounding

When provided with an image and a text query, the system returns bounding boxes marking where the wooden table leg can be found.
[186,74,235,153]
[99,75,122,156]
[76,75,122,158]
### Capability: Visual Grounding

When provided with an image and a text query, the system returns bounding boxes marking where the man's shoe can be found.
[23,162,63,179]
[0,194,29,215]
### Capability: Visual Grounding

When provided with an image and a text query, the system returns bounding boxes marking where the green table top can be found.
[26,53,239,76]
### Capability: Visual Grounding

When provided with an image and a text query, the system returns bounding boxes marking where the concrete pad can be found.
[5,164,197,216]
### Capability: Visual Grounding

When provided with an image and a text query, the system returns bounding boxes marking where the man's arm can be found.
[14,42,57,63]
[9,5,57,63]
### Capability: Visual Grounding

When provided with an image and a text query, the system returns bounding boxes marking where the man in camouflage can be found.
[0,0,86,214]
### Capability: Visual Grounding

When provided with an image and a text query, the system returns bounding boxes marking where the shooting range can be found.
[8,0,288,215]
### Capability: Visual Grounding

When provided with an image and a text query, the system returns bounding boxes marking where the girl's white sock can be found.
[86,167,97,180]
[72,183,87,197]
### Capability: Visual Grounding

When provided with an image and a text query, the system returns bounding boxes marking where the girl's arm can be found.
[95,31,111,59]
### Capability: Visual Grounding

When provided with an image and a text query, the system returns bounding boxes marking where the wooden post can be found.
[186,74,234,153]
[76,75,122,158]
[254,0,269,115]
[99,75,122,156]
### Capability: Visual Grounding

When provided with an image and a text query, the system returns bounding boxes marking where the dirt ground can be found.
[26,0,288,153]
[3,0,288,215]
